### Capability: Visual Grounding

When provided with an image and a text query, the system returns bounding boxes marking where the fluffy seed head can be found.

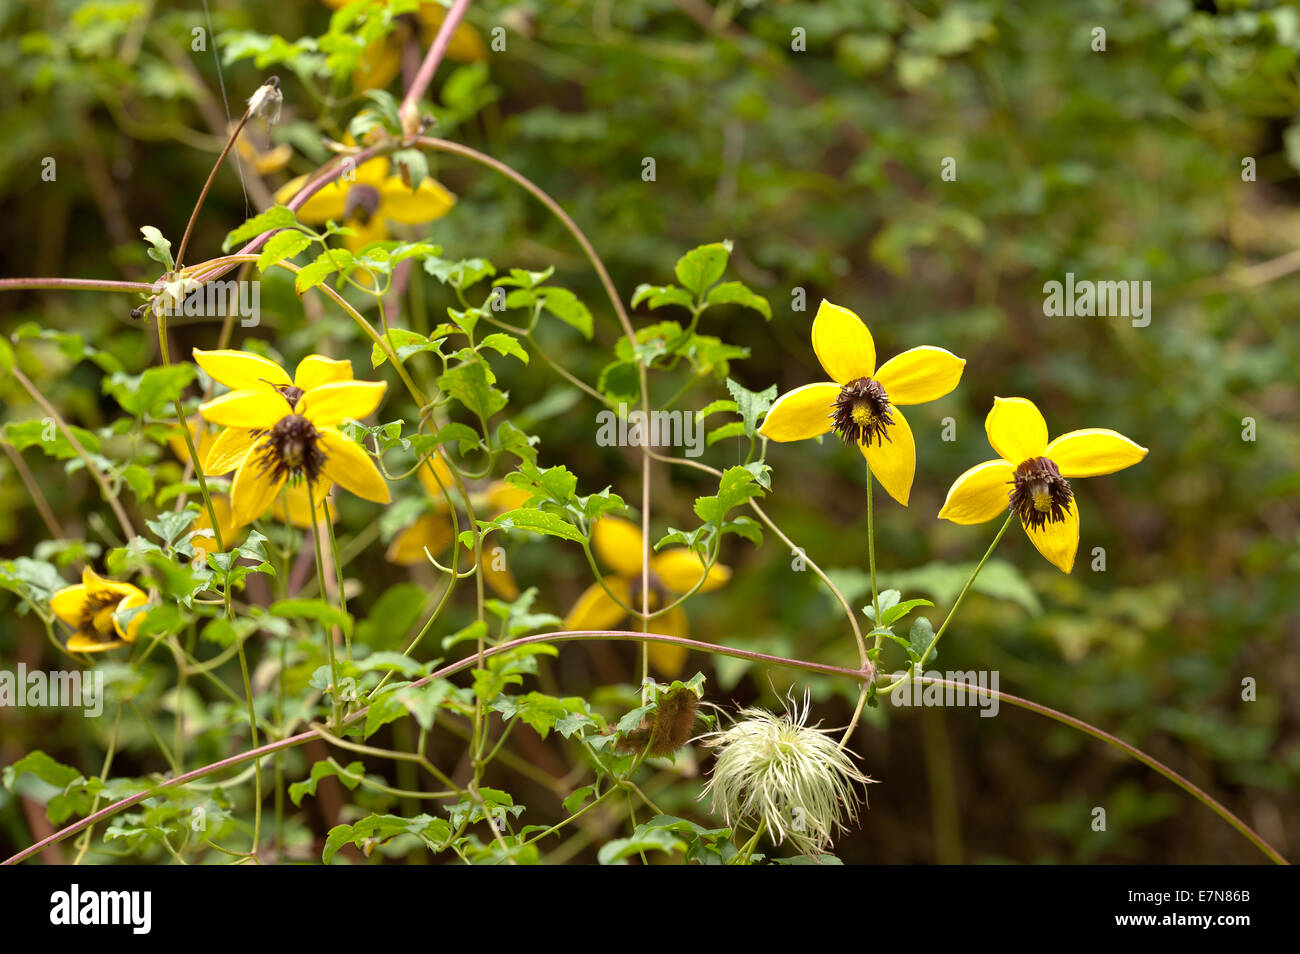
[698,691,875,857]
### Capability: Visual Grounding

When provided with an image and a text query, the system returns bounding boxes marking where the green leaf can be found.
[880,597,935,627]
[257,229,314,272]
[631,283,695,311]
[705,281,771,319]
[270,598,352,633]
[908,616,936,663]
[104,364,197,417]
[222,204,300,252]
[673,241,732,297]
[437,361,508,420]
[479,333,529,364]
[487,508,585,544]
[725,378,778,436]
[290,760,365,806]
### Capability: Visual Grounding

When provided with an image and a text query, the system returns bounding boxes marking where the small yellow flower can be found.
[938,396,1148,573]
[50,568,150,653]
[563,517,731,677]
[758,300,966,506]
[385,456,524,600]
[322,0,488,90]
[193,349,390,528]
[275,155,455,253]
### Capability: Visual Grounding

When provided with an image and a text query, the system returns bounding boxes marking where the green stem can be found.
[306,480,342,731]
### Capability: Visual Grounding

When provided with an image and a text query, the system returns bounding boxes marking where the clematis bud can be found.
[247,76,282,125]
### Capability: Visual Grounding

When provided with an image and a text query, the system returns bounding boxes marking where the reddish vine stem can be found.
[3,630,1285,866]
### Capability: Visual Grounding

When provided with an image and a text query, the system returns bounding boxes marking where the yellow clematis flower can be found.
[758,300,966,506]
[50,568,150,653]
[563,517,731,677]
[322,0,488,90]
[275,155,455,253]
[193,349,391,528]
[938,396,1148,573]
[385,456,524,599]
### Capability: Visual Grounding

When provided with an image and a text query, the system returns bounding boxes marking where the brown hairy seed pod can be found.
[615,686,702,757]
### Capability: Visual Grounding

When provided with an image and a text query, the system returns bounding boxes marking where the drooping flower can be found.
[563,516,730,677]
[322,0,488,91]
[699,692,875,857]
[275,155,455,253]
[758,300,965,506]
[50,568,150,653]
[938,396,1148,572]
[385,455,523,599]
[193,349,390,528]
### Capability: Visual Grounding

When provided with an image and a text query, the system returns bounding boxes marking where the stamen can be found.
[344,184,382,225]
[257,413,326,484]
[80,593,124,643]
[831,377,894,447]
[1009,456,1073,530]
[270,382,304,407]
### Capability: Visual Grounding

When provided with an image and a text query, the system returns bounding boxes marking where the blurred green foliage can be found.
[0,0,1296,864]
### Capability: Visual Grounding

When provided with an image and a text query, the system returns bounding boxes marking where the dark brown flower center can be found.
[831,377,894,446]
[1009,456,1073,530]
[628,571,668,610]
[80,592,124,643]
[255,413,325,484]
[344,184,382,225]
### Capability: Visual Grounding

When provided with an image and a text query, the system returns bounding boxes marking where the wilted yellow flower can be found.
[758,300,965,506]
[323,0,488,91]
[563,517,730,678]
[233,122,292,175]
[193,349,390,528]
[275,155,455,252]
[50,568,150,653]
[386,456,523,599]
[938,396,1148,572]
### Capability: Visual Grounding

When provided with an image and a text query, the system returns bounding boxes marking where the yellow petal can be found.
[1046,428,1148,478]
[343,215,390,253]
[352,157,392,187]
[479,543,520,601]
[271,480,335,529]
[199,389,289,429]
[191,497,240,557]
[418,2,488,62]
[938,459,1014,525]
[485,480,532,514]
[386,514,455,565]
[1023,498,1080,573]
[113,590,150,643]
[81,567,141,601]
[652,549,731,594]
[318,428,391,503]
[649,605,690,677]
[299,380,387,426]
[985,397,1048,464]
[67,633,126,653]
[167,417,217,468]
[417,454,457,499]
[862,407,916,506]
[757,382,838,442]
[230,441,287,527]
[50,585,89,626]
[873,346,965,406]
[289,178,350,223]
[294,355,354,391]
[192,348,290,391]
[204,427,259,476]
[593,517,645,579]
[812,300,875,384]
[352,37,402,91]
[564,579,632,631]
[379,175,457,225]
